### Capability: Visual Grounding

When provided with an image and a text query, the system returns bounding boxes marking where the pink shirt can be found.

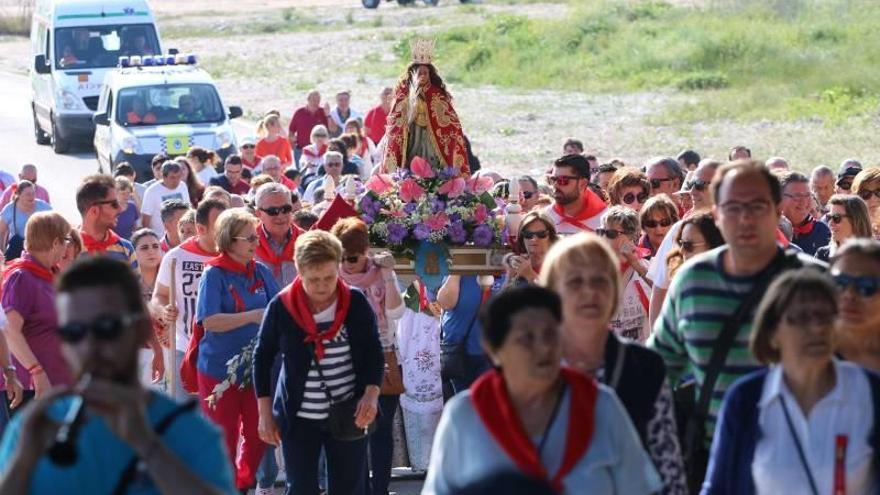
[0,184,51,211]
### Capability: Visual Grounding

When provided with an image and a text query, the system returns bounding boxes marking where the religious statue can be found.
[382,39,470,175]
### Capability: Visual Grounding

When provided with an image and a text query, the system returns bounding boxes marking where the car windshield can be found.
[55,24,160,70]
[117,84,225,126]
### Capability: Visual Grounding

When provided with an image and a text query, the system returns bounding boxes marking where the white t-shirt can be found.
[646,220,684,290]
[141,182,190,236]
[197,166,218,185]
[156,243,213,352]
[611,262,651,343]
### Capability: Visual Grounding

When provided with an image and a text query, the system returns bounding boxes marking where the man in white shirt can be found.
[152,198,226,400]
[327,90,363,138]
[141,161,190,236]
[543,154,607,235]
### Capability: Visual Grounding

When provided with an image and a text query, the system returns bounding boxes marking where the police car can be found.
[92,54,242,181]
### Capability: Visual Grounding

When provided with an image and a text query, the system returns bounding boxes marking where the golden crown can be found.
[410,38,435,65]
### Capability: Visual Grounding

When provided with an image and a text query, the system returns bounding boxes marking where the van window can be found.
[55,24,159,70]
[117,84,225,126]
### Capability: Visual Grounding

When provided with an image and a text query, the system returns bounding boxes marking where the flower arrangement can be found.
[359,157,503,257]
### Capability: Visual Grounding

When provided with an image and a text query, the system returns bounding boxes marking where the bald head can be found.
[765,157,789,171]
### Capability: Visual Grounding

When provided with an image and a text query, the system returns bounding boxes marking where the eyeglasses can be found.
[828,213,850,224]
[92,199,121,209]
[521,230,550,240]
[522,191,536,200]
[719,200,771,218]
[596,228,627,240]
[58,313,144,343]
[233,234,259,243]
[622,192,649,205]
[643,218,673,229]
[679,240,706,253]
[241,144,255,150]
[343,255,361,264]
[783,192,813,201]
[259,204,293,216]
[784,309,836,326]
[325,161,343,168]
[650,177,675,189]
[858,189,880,201]
[833,273,880,297]
[687,178,709,191]
[546,175,582,187]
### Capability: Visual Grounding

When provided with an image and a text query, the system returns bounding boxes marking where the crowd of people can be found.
[0,82,878,495]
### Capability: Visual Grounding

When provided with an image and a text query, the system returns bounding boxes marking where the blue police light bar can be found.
[186,54,197,65]
[143,56,154,67]
[118,56,130,68]
[153,55,165,66]
[164,55,176,65]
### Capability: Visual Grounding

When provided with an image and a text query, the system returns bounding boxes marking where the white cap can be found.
[240,135,256,147]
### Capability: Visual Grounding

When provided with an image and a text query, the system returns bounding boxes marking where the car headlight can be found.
[121,136,142,155]
[215,130,233,149]
[57,88,85,111]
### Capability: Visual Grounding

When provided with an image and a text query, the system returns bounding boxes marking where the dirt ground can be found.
[2,0,878,175]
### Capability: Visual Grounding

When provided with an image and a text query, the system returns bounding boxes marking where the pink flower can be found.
[438,177,466,198]
[425,212,450,231]
[474,204,488,224]
[399,179,426,203]
[410,156,436,179]
[388,208,405,218]
[365,174,394,195]
[467,175,494,195]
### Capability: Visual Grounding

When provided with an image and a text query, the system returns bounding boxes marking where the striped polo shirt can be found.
[80,236,137,269]
[297,300,357,420]
[648,246,819,445]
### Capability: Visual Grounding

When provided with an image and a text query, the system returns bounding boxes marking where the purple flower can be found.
[449,212,462,223]
[362,214,374,224]
[447,221,467,244]
[439,166,457,181]
[359,195,380,216]
[388,223,407,243]
[472,224,494,247]
[404,202,418,214]
[430,197,446,213]
[413,223,431,241]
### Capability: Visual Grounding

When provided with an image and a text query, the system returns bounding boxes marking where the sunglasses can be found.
[833,273,880,297]
[93,199,121,209]
[343,255,361,264]
[650,177,675,189]
[58,313,144,343]
[838,181,853,191]
[596,228,627,239]
[622,192,649,205]
[679,240,706,253]
[858,189,880,201]
[828,213,850,224]
[521,230,550,240]
[259,204,293,216]
[687,178,709,191]
[546,175,582,187]
[233,234,259,243]
[241,144,255,150]
[643,218,673,229]
[522,191,536,200]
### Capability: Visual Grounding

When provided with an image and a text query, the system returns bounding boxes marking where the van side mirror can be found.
[228,106,243,120]
[93,113,110,126]
[168,48,179,55]
[34,55,50,75]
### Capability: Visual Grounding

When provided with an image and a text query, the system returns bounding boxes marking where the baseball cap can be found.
[837,166,861,186]
[240,136,256,147]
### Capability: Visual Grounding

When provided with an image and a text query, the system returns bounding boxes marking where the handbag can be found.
[675,250,802,493]
[380,349,405,396]
[439,309,479,382]
[4,202,24,260]
[309,344,377,442]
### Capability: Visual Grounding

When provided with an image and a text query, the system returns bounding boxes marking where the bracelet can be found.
[26,363,43,376]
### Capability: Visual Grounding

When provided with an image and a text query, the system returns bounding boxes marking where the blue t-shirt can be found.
[116,200,139,240]
[0,392,236,494]
[0,199,51,237]
[440,276,489,355]
[196,262,280,380]
[792,218,831,256]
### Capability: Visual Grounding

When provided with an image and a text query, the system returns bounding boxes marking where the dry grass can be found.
[0,0,32,37]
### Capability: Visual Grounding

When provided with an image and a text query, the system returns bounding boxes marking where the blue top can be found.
[115,200,139,240]
[440,276,487,355]
[196,262,280,380]
[0,199,51,237]
[0,392,236,494]
[792,218,831,256]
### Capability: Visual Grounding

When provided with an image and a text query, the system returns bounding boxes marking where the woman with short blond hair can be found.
[195,208,280,491]
[254,229,384,495]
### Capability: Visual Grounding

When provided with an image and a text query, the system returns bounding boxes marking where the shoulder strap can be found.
[307,343,337,405]
[780,397,820,495]
[694,250,799,420]
[112,398,198,495]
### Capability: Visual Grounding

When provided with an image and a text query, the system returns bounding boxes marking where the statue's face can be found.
[417,65,430,86]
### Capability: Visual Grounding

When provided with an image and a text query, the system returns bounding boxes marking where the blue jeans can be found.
[368,395,400,495]
[282,417,368,495]
[257,444,279,489]
[293,147,303,168]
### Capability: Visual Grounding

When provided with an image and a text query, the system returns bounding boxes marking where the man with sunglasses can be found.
[0,257,235,494]
[645,156,685,201]
[209,155,250,196]
[302,151,345,204]
[831,238,880,373]
[779,171,830,256]
[836,164,861,195]
[76,175,136,268]
[517,175,540,212]
[543,154,607,236]
[254,183,303,287]
[153,199,226,400]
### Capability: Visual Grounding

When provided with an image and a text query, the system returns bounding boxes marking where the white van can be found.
[30,0,164,153]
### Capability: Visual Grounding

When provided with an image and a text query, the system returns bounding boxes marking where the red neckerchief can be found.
[280,175,298,192]
[637,234,656,257]
[551,189,606,231]
[793,215,816,237]
[178,237,218,257]
[279,277,351,360]
[206,253,264,295]
[255,223,299,277]
[2,254,55,284]
[303,144,328,159]
[160,236,170,253]
[470,367,598,492]
[80,229,121,254]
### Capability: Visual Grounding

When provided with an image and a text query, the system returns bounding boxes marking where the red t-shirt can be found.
[364,105,388,144]
[288,106,329,149]
[256,136,293,166]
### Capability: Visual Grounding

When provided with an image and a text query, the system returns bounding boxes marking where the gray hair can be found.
[811,165,834,181]
[203,186,232,205]
[601,205,640,242]
[261,155,281,170]
[644,156,685,183]
[255,182,291,208]
[324,151,343,164]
